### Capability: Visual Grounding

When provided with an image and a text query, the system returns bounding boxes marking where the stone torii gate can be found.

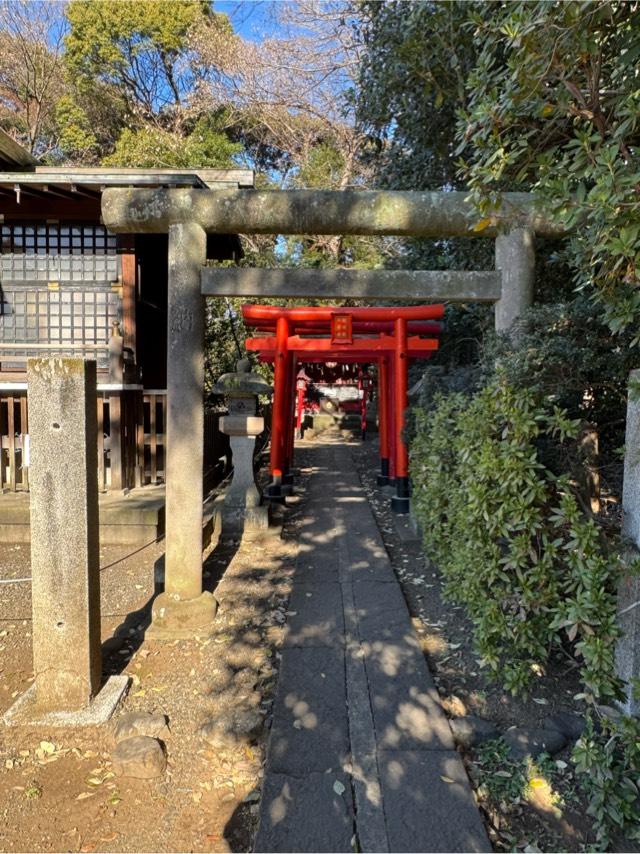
[102,188,560,639]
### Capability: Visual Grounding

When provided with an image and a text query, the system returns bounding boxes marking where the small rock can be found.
[543,711,586,742]
[199,708,263,749]
[595,704,622,726]
[111,736,166,779]
[504,726,567,760]
[449,715,499,750]
[113,712,170,744]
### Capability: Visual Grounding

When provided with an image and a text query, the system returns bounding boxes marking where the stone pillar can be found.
[616,369,640,714]
[28,358,101,711]
[494,227,535,335]
[148,221,217,638]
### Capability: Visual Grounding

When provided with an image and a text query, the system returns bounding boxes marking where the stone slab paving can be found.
[255,441,490,854]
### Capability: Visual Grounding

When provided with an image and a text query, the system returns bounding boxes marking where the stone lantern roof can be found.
[212,358,273,398]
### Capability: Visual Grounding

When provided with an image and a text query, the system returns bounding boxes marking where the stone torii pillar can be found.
[495,227,536,335]
[147,222,217,639]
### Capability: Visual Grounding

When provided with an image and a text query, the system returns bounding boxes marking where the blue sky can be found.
[215,1,277,41]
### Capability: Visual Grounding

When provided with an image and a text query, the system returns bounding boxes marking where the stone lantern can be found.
[213,358,273,538]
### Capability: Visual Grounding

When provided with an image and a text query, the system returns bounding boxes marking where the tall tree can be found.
[357,0,479,192]
[62,0,240,168]
[457,1,640,339]
[196,0,388,266]
[0,1,66,156]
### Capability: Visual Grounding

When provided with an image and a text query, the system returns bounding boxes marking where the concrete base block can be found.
[394,513,421,543]
[3,675,130,727]
[146,590,218,640]
[0,487,166,546]
[220,504,270,539]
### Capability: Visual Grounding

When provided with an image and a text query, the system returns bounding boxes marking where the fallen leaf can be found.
[333,780,345,796]
[532,697,548,705]
[473,217,493,233]
[529,777,547,789]
[76,792,95,800]
[39,741,55,754]
[100,832,118,842]
[440,776,455,784]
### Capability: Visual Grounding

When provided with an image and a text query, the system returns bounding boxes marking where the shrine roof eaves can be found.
[0,165,255,200]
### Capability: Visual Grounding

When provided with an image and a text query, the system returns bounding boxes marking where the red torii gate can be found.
[242,303,445,513]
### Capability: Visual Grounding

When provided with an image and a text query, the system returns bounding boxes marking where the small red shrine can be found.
[242,303,445,513]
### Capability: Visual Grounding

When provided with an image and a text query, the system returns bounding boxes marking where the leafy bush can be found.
[573,714,640,849]
[410,372,623,700]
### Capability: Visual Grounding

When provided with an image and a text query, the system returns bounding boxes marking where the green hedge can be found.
[410,372,622,701]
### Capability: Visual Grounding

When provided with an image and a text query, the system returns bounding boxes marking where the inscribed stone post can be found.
[494,228,535,335]
[148,221,217,638]
[616,369,640,714]
[28,357,101,711]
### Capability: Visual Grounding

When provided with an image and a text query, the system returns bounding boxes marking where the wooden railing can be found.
[0,394,28,491]
[139,391,166,486]
[1,389,231,494]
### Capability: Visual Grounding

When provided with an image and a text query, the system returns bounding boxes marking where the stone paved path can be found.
[255,440,490,853]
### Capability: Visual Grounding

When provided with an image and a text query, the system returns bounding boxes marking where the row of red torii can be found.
[242,302,445,514]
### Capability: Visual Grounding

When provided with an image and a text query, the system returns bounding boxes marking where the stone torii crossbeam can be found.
[102,187,560,640]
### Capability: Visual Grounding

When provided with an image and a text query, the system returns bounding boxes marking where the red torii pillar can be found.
[392,316,410,513]
[377,355,391,486]
[265,315,291,498]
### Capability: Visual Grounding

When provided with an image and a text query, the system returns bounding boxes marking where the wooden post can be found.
[108,393,123,491]
[20,395,28,490]
[96,396,105,491]
[120,235,137,357]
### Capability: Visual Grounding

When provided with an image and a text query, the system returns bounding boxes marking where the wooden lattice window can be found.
[1,223,117,256]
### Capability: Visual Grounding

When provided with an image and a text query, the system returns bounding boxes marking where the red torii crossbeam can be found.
[242,303,445,513]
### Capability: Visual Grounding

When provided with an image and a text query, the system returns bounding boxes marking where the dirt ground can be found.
[0,432,627,854]
[0,483,305,853]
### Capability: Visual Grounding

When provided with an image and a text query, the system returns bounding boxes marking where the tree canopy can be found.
[357,0,640,337]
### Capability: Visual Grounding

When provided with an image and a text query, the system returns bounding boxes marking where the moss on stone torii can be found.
[102,188,564,238]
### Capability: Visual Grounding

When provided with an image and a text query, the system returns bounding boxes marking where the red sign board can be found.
[331,313,353,344]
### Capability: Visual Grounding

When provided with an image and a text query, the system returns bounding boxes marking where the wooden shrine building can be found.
[0,130,253,492]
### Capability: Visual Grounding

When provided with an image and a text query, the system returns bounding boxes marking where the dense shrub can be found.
[410,373,623,700]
